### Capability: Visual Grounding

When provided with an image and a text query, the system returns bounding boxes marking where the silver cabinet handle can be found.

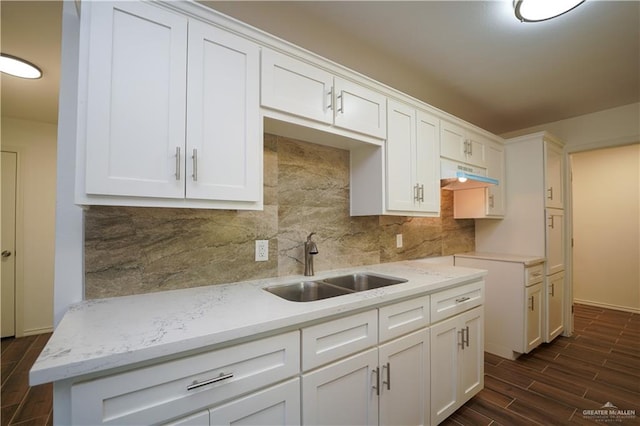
[192,148,198,181]
[464,326,470,348]
[327,87,333,111]
[1,250,11,258]
[550,283,555,297]
[548,215,554,229]
[456,296,470,303]
[463,140,468,155]
[459,329,465,350]
[489,194,494,208]
[547,187,553,200]
[382,362,391,390]
[529,295,535,311]
[372,368,380,396]
[419,184,425,202]
[187,372,233,391]
[469,141,473,155]
[175,147,181,180]
[414,184,420,202]
[337,92,344,113]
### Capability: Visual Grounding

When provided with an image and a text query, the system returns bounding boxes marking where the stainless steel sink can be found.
[264,281,352,302]
[264,273,408,302]
[323,273,408,291]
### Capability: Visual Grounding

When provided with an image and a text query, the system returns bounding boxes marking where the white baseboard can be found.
[21,326,54,337]
[574,299,640,314]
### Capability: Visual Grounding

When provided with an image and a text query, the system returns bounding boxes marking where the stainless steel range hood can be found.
[440,158,499,190]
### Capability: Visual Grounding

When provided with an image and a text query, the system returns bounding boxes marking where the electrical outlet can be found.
[396,234,403,248]
[255,240,268,261]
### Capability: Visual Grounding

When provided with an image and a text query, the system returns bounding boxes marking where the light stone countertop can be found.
[30,259,486,386]
[454,252,545,266]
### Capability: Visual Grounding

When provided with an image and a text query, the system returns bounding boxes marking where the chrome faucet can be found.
[304,232,319,276]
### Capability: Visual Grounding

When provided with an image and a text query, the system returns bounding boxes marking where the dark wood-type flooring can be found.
[1,304,638,425]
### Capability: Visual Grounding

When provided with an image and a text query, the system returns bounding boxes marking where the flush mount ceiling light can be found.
[513,0,586,22]
[0,53,42,79]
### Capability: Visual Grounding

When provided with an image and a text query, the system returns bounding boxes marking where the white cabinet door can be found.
[186,20,260,202]
[525,283,543,353]
[386,101,439,214]
[84,1,188,198]
[459,307,484,401]
[209,379,300,426]
[545,208,565,275]
[261,49,333,125]
[430,306,484,425]
[430,316,460,425]
[378,329,429,426]
[386,100,416,212]
[163,410,209,426]
[440,120,485,168]
[545,272,565,342]
[415,110,441,213]
[333,77,386,139]
[302,348,378,426]
[485,140,505,217]
[544,140,564,209]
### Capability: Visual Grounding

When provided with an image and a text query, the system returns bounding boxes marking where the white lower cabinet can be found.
[526,282,544,352]
[70,332,299,425]
[545,271,565,342]
[302,328,430,426]
[430,306,484,425]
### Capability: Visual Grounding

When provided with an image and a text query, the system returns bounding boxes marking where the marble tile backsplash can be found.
[84,134,474,299]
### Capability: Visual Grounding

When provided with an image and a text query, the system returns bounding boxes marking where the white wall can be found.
[571,144,639,312]
[1,117,56,335]
[502,103,640,152]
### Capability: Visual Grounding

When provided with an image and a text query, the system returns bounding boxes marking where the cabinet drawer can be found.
[70,331,300,425]
[302,310,378,371]
[526,264,544,285]
[431,280,484,323]
[379,295,430,342]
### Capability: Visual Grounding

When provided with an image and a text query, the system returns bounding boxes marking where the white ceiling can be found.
[1,1,638,134]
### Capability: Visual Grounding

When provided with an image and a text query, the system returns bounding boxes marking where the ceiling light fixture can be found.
[513,0,586,22]
[0,53,42,79]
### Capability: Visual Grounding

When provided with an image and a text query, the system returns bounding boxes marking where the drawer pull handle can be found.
[382,362,391,391]
[372,368,380,396]
[531,272,542,277]
[187,372,234,391]
[455,296,470,303]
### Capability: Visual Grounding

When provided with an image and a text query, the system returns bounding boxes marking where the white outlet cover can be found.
[396,234,403,248]
[255,240,268,261]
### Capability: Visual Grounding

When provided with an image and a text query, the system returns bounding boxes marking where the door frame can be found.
[1,147,25,337]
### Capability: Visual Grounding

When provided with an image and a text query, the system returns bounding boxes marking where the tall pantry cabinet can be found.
[475,132,567,343]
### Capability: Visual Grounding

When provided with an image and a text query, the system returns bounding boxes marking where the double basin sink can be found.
[265,273,408,302]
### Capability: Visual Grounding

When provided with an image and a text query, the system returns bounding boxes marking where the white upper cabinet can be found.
[261,49,386,140]
[186,20,260,202]
[386,100,440,215]
[84,1,188,199]
[440,120,486,168]
[79,2,261,209]
[544,140,564,209]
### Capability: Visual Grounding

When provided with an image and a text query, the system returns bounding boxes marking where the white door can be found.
[465,132,486,167]
[525,283,543,353]
[546,272,565,342]
[84,1,188,198]
[544,140,564,209]
[485,141,505,216]
[333,77,386,139]
[430,316,460,425]
[415,110,440,213]
[378,329,429,426]
[386,100,415,212]
[1,151,17,337]
[545,208,565,275]
[302,348,378,426]
[440,120,466,164]
[209,379,300,426]
[459,307,484,401]
[261,49,333,124]
[185,20,260,202]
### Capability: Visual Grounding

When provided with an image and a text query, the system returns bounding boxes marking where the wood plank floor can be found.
[444,304,640,425]
[0,304,637,425]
